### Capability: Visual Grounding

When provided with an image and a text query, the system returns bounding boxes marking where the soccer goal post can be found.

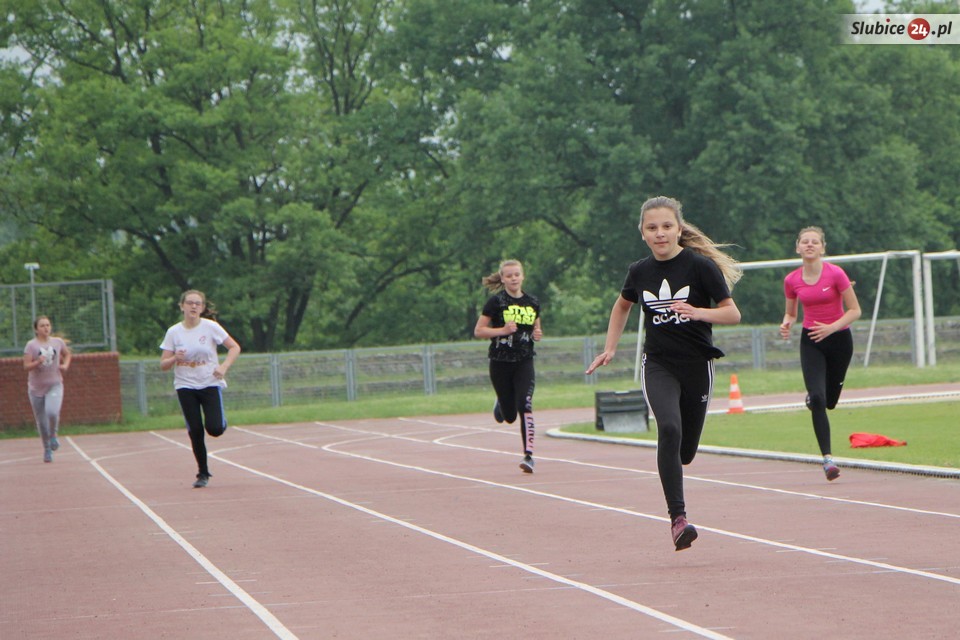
[632,250,926,381]
[739,250,924,368]
[922,250,960,366]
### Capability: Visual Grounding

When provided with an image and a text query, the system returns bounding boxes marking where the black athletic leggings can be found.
[489,358,536,455]
[800,328,853,457]
[641,354,715,520]
[177,386,228,476]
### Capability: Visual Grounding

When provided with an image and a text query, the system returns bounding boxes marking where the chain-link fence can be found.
[0,279,117,355]
[120,317,960,417]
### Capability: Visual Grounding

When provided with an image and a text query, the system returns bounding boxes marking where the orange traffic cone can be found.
[727,374,745,414]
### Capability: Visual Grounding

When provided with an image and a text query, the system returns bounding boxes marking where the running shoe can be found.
[493,401,504,424]
[50,436,60,451]
[823,462,840,481]
[43,448,52,463]
[519,455,534,473]
[671,515,698,551]
[193,473,210,488]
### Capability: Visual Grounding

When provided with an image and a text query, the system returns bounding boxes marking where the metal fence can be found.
[121,317,960,417]
[0,279,117,355]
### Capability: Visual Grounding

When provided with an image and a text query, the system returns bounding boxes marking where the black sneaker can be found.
[493,401,504,424]
[519,455,534,473]
[193,473,210,488]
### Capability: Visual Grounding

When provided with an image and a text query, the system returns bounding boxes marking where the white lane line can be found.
[1,455,46,465]
[396,417,960,520]
[67,436,299,640]
[238,425,960,588]
[154,431,734,640]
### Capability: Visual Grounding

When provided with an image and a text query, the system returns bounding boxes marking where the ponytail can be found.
[481,259,523,293]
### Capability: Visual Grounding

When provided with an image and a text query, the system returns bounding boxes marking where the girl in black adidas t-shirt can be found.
[586,196,742,551]
[474,259,543,473]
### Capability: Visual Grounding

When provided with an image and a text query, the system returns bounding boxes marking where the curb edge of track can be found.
[546,391,960,479]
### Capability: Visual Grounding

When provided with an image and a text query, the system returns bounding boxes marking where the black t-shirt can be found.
[620,249,731,361]
[481,290,541,362]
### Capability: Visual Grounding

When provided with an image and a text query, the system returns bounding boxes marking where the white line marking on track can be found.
[241,423,960,588]
[397,416,960,520]
[67,436,299,640]
[159,429,737,639]
[0,455,45,465]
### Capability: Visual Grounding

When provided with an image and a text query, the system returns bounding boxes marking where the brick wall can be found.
[0,352,123,430]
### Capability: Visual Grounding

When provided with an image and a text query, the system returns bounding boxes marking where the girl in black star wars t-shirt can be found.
[587,196,742,552]
[474,259,542,474]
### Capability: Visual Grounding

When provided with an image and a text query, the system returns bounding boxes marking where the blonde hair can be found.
[796,226,826,249]
[481,259,523,292]
[639,196,742,289]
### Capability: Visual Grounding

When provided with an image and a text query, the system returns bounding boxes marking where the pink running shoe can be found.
[823,462,840,481]
[671,515,698,551]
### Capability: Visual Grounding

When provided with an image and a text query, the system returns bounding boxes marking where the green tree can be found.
[3,0,959,353]
[0,0,467,350]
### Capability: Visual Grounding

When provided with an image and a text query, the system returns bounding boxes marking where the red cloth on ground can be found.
[849,432,907,448]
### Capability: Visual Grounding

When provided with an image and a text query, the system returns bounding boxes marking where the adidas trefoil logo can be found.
[643,279,691,325]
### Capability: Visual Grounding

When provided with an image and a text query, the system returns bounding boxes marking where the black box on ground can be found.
[595,389,649,433]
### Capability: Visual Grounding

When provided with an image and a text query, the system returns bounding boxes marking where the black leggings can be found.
[641,355,715,520]
[489,358,536,455]
[177,386,228,476]
[800,328,853,457]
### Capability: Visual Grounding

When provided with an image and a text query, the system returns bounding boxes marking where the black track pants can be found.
[177,386,228,476]
[800,328,853,457]
[489,358,536,456]
[641,355,715,520]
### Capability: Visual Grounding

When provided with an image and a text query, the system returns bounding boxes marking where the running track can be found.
[2,387,958,639]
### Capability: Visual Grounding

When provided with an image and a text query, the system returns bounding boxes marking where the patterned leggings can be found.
[489,358,536,455]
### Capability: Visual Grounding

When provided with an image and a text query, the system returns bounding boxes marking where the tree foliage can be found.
[1,0,958,353]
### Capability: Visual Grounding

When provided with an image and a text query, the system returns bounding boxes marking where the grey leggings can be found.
[29,383,64,451]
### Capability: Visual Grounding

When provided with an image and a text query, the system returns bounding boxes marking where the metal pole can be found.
[863,254,888,368]
[922,255,936,367]
[24,262,39,320]
[912,252,925,368]
[634,310,644,383]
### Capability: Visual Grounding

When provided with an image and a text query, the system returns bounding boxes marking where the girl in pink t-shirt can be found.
[23,316,72,462]
[780,227,861,481]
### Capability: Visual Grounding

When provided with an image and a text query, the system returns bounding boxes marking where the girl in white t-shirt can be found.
[23,315,72,463]
[160,290,241,488]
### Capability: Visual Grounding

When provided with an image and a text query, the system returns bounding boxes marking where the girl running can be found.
[160,290,241,488]
[586,196,742,551]
[23,316,72,463]
[780,226,861,481]
[474,260,543,473]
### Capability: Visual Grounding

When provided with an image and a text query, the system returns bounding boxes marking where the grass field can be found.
[4,362,958,468]
[561,402,959,468]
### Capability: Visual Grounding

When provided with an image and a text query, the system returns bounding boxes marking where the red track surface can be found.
[2,386,958,639]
